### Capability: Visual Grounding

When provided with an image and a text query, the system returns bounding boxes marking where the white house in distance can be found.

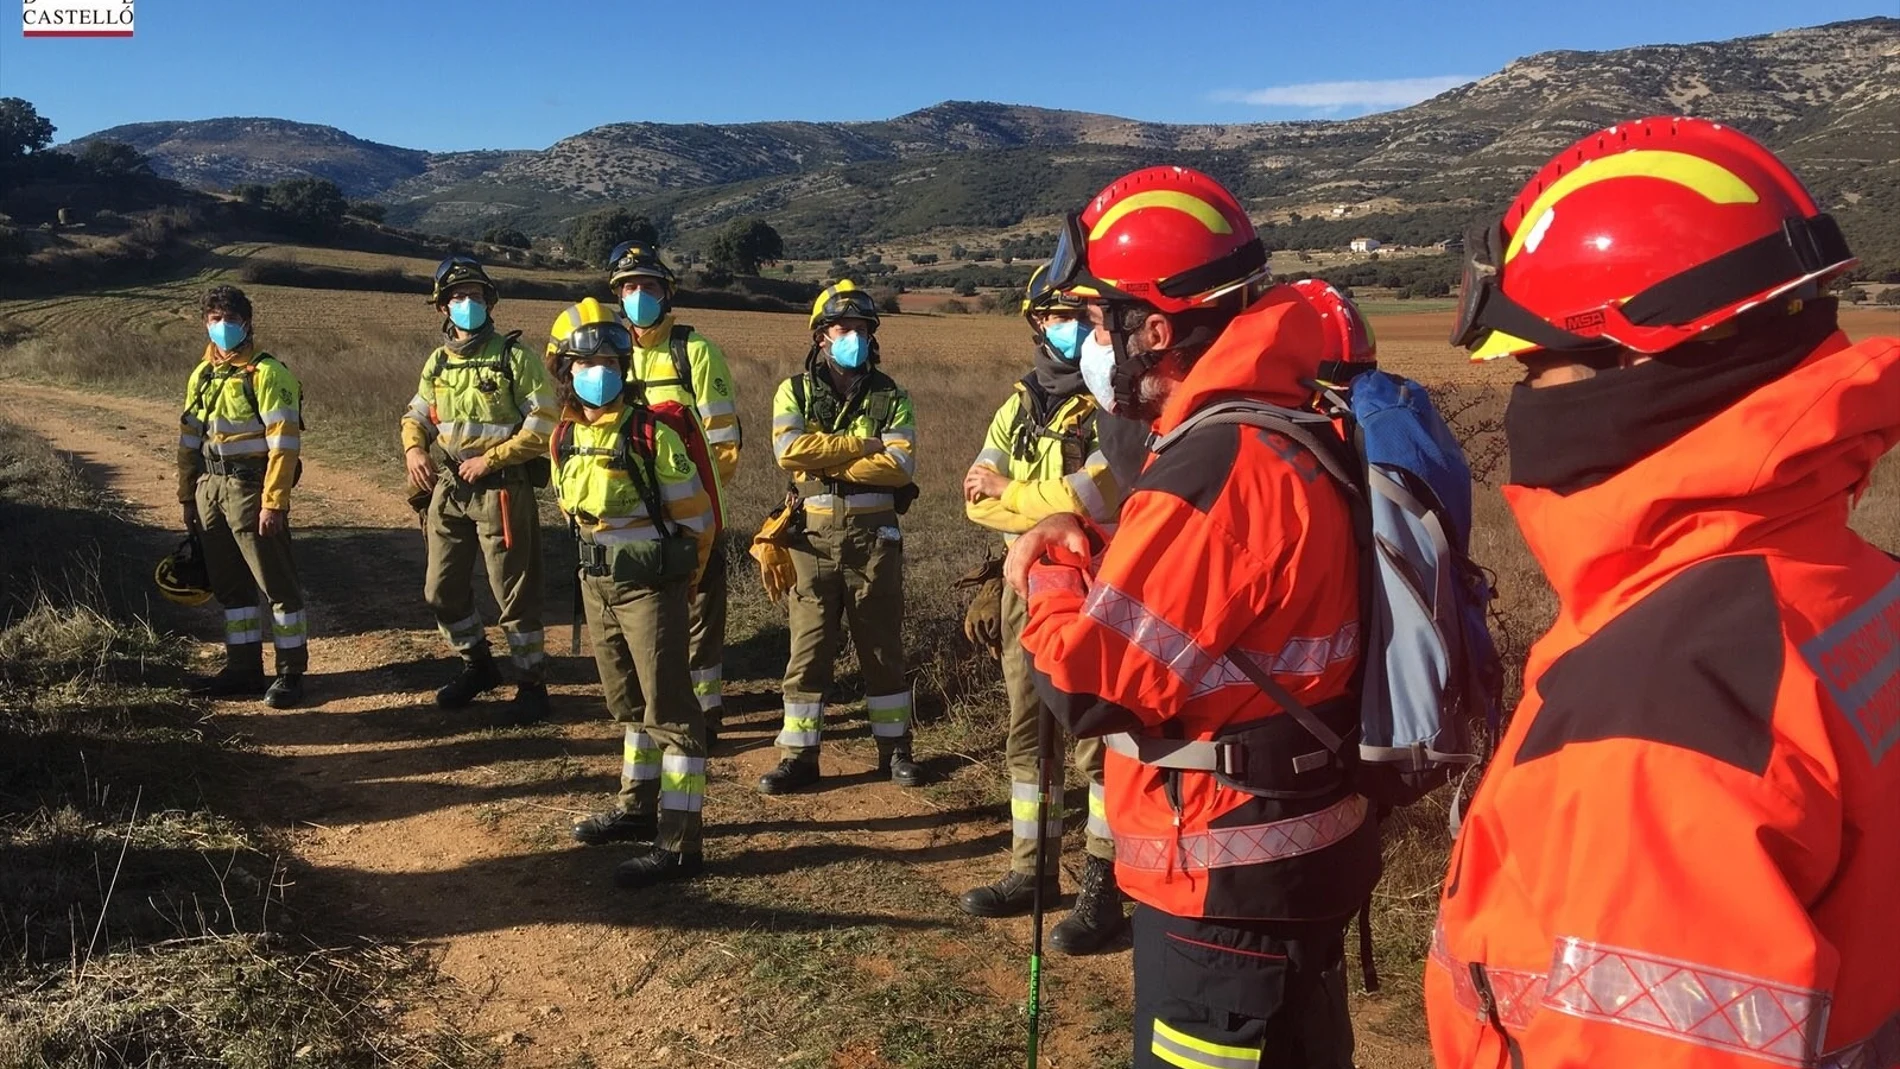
[1349,237,1382,253]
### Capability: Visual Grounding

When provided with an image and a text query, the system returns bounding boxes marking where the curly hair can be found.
[199,284,253,324]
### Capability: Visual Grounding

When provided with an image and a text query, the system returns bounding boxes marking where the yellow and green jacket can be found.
[177,344,303,511]
[555,402,717,584]
[771,366,917,519]
[967,380,1119,540]
[400,329,558,468]
[628,315,742,498]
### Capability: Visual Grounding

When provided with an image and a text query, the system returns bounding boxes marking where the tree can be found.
[346,200,387,223]
[263,178,348,236]
[0,98,55,161]
[482,226,531,249]
[566,208,658,270]
[707,218,783,276]
[78,140,152,178]
[231,183,268,206]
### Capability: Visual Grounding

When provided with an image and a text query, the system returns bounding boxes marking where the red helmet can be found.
[1453,116,1855,362]
[1288,279,1377,370]
[1039,166,1267,316]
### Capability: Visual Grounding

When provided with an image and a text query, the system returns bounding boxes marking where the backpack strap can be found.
[1154,400,1361,500]
[618,408,680,539]
[791,372,808,419]
[667,324,695,400]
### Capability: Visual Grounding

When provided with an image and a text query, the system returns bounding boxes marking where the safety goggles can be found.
[607,241,670,275]
[815,290,879,327]
[1037,211,1269,308]
[434,254,483,285]
[557,321,633,359]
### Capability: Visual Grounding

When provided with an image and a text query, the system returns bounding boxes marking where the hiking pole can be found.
[569,520,583,656]
[1026,703,1058,1067]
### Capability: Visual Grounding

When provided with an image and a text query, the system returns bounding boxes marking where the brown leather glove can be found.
[955,557,1007,656]
[751,506,800,605]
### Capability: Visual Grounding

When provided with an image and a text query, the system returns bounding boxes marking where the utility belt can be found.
[201,455,266,478]
[1105,696,1360,801]
[431,444,544,492]
[793,477,918,516]
[574,522,696,588]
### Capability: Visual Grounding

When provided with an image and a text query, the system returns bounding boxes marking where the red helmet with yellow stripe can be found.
[1453,116,1856,362]
[1048,166,1267,315]
[1288,278,1377,372]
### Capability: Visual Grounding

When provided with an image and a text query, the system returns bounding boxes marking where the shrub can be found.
[566,207,657,270]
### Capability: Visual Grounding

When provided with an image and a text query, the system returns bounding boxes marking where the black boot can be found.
[499,680,549,725]
[1050,855,1127,955]
[757,755,821,794]
[704,714,722,751]
[199,650,267,698]
[572,809,657,846]
[263,673,304,709]
[435,649,502,709]
[878,743,924,787]
[613,848,704,889]
[957,869,1060,919]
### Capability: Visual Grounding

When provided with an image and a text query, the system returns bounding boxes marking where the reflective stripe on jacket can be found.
[1020,288,1379,922]
[771,368,916,519]
[400,332,557,466]
[178,344,302,510]
[554,402,715,583]
[967,381,1119,540]
[1428,332,1900,1069]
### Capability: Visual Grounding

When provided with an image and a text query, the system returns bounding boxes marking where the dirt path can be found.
[0,381,1433,1069]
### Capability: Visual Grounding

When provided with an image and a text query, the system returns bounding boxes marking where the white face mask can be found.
[1078,331,1119,413]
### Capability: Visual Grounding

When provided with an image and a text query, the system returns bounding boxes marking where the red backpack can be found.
[551,400,725,539]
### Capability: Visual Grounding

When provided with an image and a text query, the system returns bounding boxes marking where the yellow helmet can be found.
[547,297,631,359]
[1022,262,1087,316]
[809,280,880,333]
[154,536,212,607]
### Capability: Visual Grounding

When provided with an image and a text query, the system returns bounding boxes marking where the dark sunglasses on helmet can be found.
[558,321,633,358]
[434,254,483,284]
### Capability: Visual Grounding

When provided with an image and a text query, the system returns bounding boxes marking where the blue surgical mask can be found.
[448,297,488,331]
[1042,319,1083,362]
[207,320,247,352]
[622,290,664,329]
[572,364,624,407]
[828,331,867,370]
[1078,331,1119,413]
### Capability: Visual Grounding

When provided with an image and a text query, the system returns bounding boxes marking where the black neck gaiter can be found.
[1504,300,1838,494]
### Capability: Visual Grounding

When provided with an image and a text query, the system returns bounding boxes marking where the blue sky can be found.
[1,0,1890,152]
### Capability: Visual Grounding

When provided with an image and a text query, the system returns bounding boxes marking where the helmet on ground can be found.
[606,242,677,293]
[1288,278,1377,372]
[548,297,633,369]
[155,536,212,606]
[1452,116,1856,363]
[809,280,880,333]
[1022,262,1087,317]
[430,255,498,306]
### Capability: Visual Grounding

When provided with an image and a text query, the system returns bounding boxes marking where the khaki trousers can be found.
[777,510,911,758]
[196,471,306,674]
[424,476,544,678]
[1001,581,1111,872]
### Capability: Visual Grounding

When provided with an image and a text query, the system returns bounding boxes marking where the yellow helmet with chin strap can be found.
[155,535,212,607]
[809,280,880,333]
[1022,262,1088,316]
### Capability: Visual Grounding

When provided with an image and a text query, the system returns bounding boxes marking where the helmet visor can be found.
[1039,214,1090,300]
[434,254,484,285]
[1449,222,1506,349]
[558,321,633,358]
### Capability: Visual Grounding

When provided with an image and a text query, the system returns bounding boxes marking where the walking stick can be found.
[1026,703,1058,1067]
[569,519,584,655]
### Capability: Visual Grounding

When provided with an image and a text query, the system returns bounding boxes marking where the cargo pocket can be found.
[1148,930,1284,1068]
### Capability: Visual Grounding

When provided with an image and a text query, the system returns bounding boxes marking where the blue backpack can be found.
[1150,370,1503,822]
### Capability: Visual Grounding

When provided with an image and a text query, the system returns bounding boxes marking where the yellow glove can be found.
[953,557,1007,657]
[750,506,800,605]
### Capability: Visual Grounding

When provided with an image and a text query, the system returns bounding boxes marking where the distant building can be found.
[1331,205,1350,218]
[1350,237,1381,253]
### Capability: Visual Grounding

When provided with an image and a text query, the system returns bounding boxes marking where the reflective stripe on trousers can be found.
[622,728,661,783]
[1114,794,1368,873]
[1009,779,1064,841]
[1429,919,1859,1067]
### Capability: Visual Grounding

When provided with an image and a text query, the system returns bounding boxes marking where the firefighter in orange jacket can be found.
[1010,167,1380,1069]
[1431,116,1900,1068]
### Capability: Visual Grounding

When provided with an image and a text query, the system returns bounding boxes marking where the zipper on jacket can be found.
[1468,964,1525,1069]
[1164,770,1185,881]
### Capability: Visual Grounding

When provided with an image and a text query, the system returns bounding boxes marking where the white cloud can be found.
[1211,75,1477,112]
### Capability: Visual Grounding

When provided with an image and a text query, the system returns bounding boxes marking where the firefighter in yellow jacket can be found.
[606,244,742,744]
[957,272,1124,952]
[761,281,923,792]
[178,284,308,708]
[401,257,560,723]
[548,298,715,888]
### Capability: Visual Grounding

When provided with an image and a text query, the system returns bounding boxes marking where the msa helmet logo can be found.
[22,0,133,36]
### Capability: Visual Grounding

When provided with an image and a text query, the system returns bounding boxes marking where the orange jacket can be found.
[1428,332,1900,1068]
[1022,287,1380,922]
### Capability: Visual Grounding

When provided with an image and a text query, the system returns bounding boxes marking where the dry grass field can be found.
[1,246,1895,1066]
